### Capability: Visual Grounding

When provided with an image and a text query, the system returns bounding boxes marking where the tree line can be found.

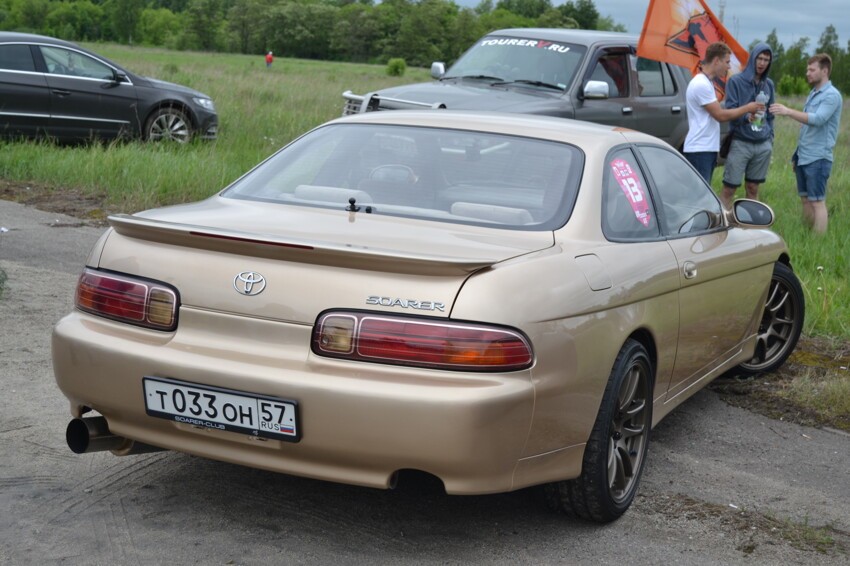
[1,0,848,94]
[759,25,850,96]
[0,0,620,66]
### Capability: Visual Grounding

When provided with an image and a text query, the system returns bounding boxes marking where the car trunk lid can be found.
[97,198,554,323]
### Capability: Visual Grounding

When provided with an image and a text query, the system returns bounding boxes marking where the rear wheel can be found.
[736,262,804,375]
[544,339,653,522]
[145,107,192,143]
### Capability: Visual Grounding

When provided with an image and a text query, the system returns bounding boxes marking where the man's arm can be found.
[773,91,841,127]
[704,100,761,123]
[724,79,746,131]
[769,103,809,124]
[767,80,776,139]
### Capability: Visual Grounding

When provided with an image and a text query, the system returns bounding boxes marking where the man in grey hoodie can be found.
[720,43,775,208]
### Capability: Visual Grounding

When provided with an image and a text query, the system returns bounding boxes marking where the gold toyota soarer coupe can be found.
[53,111,804,523]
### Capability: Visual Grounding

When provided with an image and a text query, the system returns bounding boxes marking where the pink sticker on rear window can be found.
[610,159,651,227]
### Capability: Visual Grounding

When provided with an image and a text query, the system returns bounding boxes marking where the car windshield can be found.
[444,36,587,91]
[223,123,583,231]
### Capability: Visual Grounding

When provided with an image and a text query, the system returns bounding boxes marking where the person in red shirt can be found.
[265,51,273,69]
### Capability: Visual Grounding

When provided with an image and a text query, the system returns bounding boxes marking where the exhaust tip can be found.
[66,416,126,454]
[65,416,165,455]
[66,417,95,454]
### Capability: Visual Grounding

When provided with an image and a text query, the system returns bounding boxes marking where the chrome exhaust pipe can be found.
[66,416,163,455]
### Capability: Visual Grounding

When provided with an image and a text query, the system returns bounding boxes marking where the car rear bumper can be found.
[52,308,543,494]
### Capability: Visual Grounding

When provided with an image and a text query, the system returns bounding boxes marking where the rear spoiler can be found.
[107,214,496,276]
[342,90,447,116]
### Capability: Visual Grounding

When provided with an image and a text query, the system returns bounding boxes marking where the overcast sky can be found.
[456,1,847,52]
[587,1,848,50]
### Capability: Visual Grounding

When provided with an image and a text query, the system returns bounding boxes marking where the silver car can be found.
[344,29,692,149]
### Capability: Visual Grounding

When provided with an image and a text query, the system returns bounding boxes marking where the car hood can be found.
[371,80,567,113]
[144,76,209,99]
[96,196,554,323]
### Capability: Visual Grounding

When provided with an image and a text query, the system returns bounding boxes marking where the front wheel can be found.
[736,262,804,375]
[145,107,192,143]
[544,339,653,523]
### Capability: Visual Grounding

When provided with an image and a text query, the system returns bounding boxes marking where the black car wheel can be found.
[544,338,653,523]
[736,262,804,375]
[145,107,192,143]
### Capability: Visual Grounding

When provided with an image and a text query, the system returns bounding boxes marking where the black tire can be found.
[736,262,804,375]
[544,338,653,523]
[145,107,192,143]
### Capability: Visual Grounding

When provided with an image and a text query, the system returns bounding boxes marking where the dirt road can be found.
[1,199,847,565]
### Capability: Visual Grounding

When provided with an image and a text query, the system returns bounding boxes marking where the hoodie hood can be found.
[740,42,773,82]
[726,42,775,141]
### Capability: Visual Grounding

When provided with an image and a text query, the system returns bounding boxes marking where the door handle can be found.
[622,106,633,114]
[52,89,71,96]
[671,105,682,113]
[683,261,697,279]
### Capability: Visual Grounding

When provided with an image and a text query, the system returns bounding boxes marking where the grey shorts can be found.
[722,139,773,187]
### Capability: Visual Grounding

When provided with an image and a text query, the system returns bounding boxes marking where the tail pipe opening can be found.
[66,416,164,455]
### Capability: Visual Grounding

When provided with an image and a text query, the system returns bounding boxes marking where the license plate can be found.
[143,377,300,442]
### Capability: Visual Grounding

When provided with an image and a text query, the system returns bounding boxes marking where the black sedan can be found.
[0,32,217,143]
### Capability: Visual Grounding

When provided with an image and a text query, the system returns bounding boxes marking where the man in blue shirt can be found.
[771,53,843,234]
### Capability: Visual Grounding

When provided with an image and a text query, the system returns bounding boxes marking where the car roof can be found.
[0,31,130,74]
[487,28,639,45]
[329,110,663,148]
[0,31,80,48]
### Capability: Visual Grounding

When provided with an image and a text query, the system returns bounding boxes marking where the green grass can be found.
[712,100,849,338]
[781,367,850,428]
[0,45,431,210]
[0,44,847,339]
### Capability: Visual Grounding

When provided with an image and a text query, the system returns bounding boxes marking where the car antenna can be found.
[346,198,373,214]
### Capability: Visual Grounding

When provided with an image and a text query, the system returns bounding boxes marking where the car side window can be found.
[635,57,677,97]
[637,145,723,236]
[602,148,659,240]
[589,52,629,98]
[40,46,114,80]
[0,44,37,72]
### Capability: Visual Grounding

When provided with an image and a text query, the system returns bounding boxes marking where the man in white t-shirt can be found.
[683,42,764,183]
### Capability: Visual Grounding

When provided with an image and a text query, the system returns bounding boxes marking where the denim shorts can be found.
[795,159,832,201]
[683,151,717,184]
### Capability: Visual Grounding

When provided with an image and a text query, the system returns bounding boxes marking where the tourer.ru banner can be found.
[479,38,571,53]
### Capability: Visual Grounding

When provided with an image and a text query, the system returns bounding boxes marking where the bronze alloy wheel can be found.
[545,339,653,522]
[737,262,804,375]
[608,353,651,504]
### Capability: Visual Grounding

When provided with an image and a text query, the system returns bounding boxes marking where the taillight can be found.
[313,312,533,372]
[75,269,178,331]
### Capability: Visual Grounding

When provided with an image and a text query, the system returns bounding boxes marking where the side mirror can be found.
[102,71,128,89]
[731,199,774,227]
[431,62,446,79]
[583,80,609,100]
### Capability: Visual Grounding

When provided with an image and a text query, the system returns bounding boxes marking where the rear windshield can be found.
[445,36,587,91]
[223,123,583,231]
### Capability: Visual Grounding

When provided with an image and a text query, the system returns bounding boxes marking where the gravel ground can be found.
[1,198,848,565]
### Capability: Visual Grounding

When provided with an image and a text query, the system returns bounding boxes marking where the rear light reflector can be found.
[313,312,533,372]
[75,269,179,331]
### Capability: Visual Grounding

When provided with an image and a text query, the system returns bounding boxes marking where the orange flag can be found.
[637,0,748,100]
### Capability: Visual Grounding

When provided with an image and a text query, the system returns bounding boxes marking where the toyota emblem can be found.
[234,271,266,296]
